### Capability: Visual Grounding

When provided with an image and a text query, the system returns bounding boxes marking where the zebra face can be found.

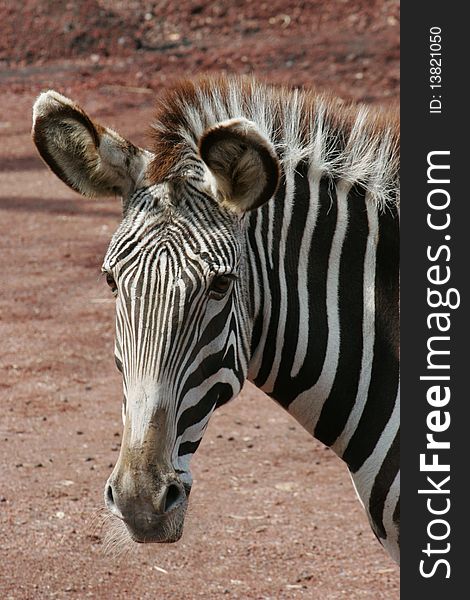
[102,183,249,542]
[31,90,279,543]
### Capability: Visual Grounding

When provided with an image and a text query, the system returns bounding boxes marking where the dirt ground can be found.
[0,2,399,598]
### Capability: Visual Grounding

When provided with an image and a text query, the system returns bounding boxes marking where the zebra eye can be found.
[209,275,233,298]
[105,272,118,296]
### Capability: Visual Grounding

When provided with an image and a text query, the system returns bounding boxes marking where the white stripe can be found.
[288,181,351,432]
[247,211,272,379]
[290,165,321,378]
[351,383,400,516]
[263,166,295,392]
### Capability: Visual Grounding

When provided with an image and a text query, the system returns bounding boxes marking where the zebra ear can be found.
[32,90,152,198]
[199,118,280,212]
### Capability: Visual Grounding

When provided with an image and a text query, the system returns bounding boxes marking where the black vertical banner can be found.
[401,4,468,598]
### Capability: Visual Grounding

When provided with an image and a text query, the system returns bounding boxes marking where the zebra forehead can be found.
[104,184,241,271]
[125,182,237,228]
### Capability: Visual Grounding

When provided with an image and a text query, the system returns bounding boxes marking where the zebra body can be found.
[32,76,400,563]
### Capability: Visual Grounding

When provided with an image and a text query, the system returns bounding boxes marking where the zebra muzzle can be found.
[104,472,188,543]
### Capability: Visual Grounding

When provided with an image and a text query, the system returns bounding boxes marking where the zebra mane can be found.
[149,75,400,211]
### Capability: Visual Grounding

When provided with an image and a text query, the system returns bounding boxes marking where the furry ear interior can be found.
[32,90,152,198]
[199,118,280,212]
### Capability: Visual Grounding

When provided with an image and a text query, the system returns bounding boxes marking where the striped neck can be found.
[245,161,399,467]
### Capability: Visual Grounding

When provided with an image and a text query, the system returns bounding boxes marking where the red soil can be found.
[0,2,399,598]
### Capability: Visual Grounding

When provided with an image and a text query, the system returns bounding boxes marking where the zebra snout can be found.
[104,476,188,543]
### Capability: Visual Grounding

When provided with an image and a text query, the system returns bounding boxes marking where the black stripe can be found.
[342,207,399,471]
[393,496,400,526]
[248,214,264,355]
[253,174,286,387]
[393,498,400,549]
[178,440,201,456]
[184,293,234,370]
[178,344,237,412]
[266,176,337,406]
[272,161,309,392]
[176,382,231,438]
[314,184,368,446]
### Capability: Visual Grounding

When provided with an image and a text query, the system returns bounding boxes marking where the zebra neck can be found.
[245,160,399,469]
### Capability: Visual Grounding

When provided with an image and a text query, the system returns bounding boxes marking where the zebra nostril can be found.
[163,482,184,514]
[105,482,115,508]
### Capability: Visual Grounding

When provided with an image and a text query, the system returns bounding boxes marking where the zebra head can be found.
[32,91,279,543]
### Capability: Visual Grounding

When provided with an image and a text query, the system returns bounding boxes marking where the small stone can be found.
[286,584,303,590]
[275,482,296,492]
[296,571,314,582]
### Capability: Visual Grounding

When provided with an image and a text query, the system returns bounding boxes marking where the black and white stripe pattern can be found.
[103,183,250,487]
[246,171,399,562]
[102,78,400,562]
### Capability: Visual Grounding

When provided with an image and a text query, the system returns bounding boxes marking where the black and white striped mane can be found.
[148,75,399,210]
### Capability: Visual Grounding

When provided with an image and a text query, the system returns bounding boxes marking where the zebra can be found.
[32,75,400,564]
